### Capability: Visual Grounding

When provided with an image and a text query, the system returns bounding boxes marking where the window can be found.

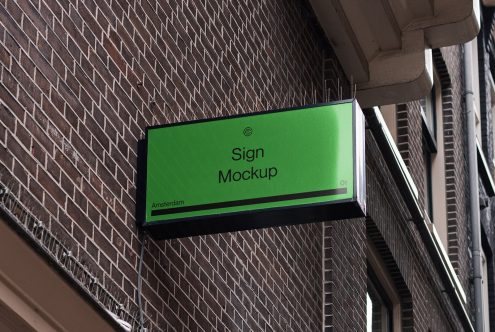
[422,135,434,219]
[421,78,437,220]
[367,269,393,332]
[421,67,449,250]
[424,83,437,139]
[367,241,401,332]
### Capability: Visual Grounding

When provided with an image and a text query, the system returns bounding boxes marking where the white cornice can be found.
[310,0,480,107]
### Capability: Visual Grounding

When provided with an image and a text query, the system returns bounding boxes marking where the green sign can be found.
[141,100,365,239]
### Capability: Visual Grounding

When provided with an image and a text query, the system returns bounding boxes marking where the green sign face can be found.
[142,100,365,239]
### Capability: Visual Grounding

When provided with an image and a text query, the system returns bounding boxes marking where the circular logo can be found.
[243,127,253,137]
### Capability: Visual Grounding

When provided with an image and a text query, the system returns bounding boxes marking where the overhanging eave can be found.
[309,0,480,106]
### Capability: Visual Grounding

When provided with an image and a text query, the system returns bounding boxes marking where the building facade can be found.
[0,0,493,331]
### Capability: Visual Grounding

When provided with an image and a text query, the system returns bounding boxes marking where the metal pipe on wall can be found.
[464,40,485,332]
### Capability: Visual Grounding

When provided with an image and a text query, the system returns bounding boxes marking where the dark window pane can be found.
[367,271,393,332]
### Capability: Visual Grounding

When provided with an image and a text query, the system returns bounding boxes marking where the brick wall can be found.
[479,8,495,327]
[322,121,470,331]
[396,47,471,298]
[320,75,471,331]
[479,30,494,171]
[365,129,465,331]
[0,0,477,331]
[321,45,366,332]
[323,217,366,331]
[481,6,495,175]
[437,47,470,298]
[396,101,425,208]
[0,0,330,330]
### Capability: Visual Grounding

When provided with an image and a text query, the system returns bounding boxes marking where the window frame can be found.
[367,240,401,332]
[421,66,450,252]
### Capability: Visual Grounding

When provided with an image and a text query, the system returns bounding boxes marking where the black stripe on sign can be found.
[151,188,347,216]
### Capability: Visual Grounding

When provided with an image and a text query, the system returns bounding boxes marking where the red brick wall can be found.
[394,46,472,327]
[323,217,366,331]
[0,0,476,330]
[0,0,328,330]
[396,46,470,302]
[366,127,465,331]
[437,46,470,297]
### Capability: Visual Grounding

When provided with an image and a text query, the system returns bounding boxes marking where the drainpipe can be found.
[464,41,484,331]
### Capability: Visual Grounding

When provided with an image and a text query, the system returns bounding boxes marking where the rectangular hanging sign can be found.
[140,99,366,239]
